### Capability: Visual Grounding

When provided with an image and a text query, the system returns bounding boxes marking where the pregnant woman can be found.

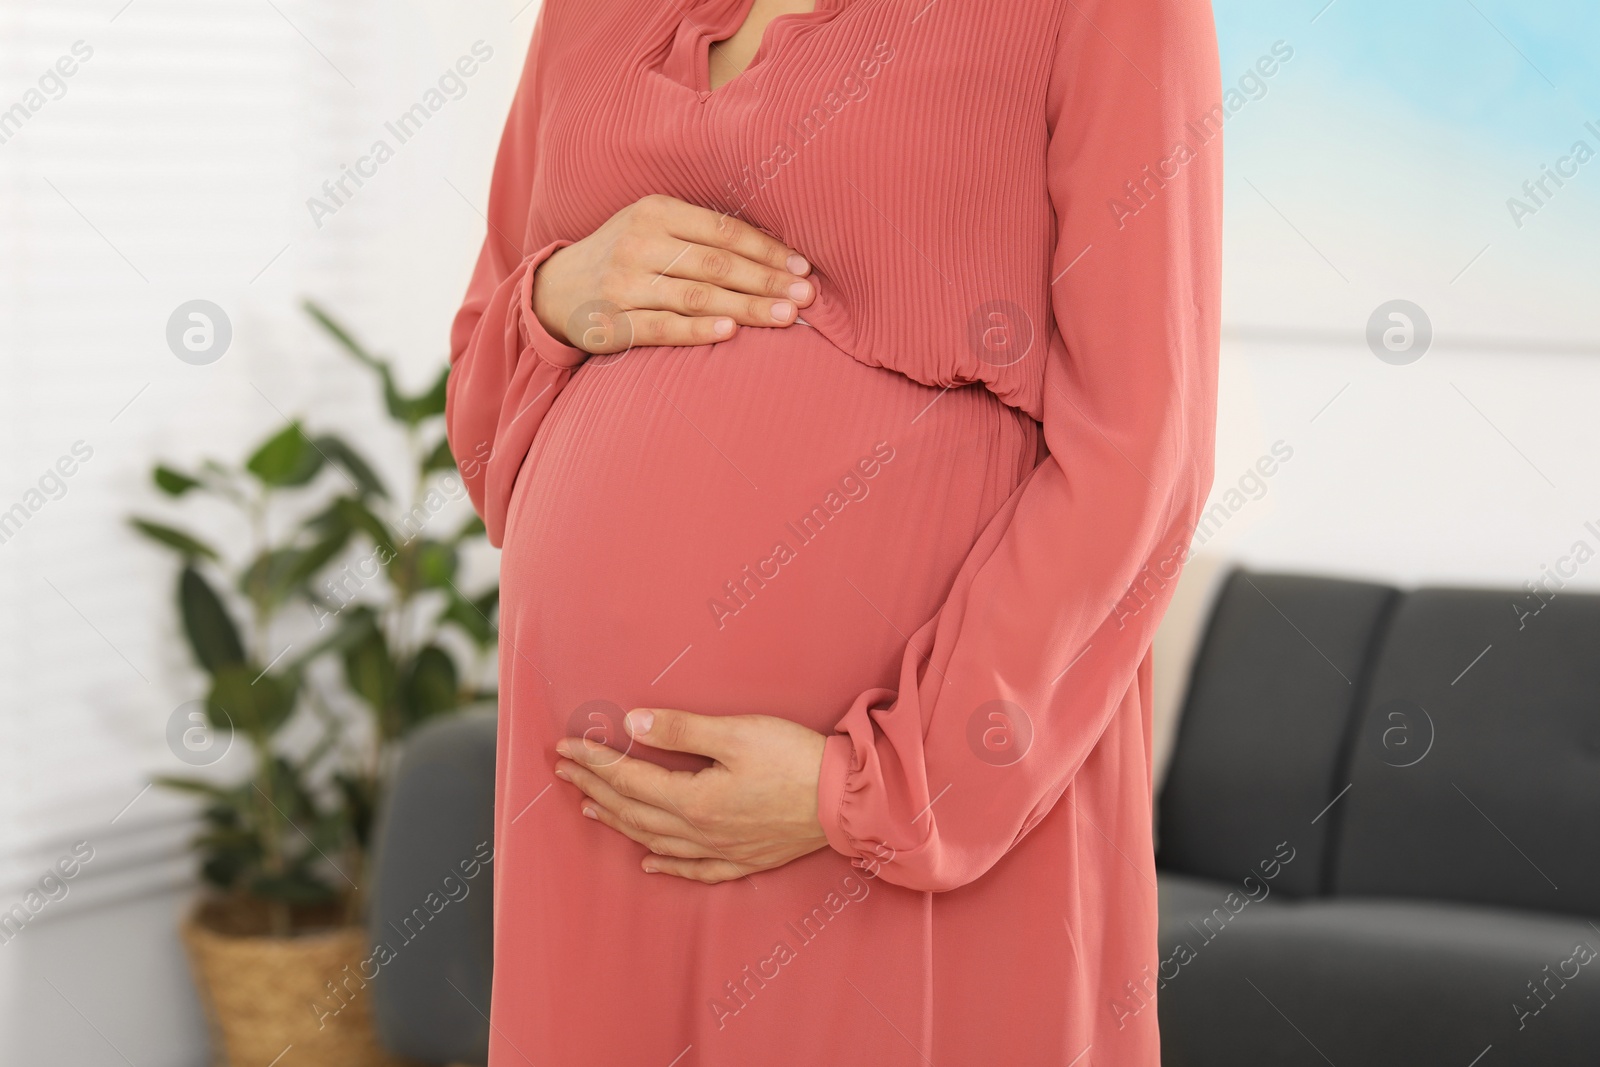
[446,0,1221,1063]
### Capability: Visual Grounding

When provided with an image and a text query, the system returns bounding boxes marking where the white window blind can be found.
[0,0,529,906]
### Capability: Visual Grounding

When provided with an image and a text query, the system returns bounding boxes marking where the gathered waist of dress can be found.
[602,312,1041,424]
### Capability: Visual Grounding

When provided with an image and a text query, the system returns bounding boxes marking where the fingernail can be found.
[555,740,571,758]
[554,766,570,781]
[581,805,598,820]
[714,317,734,335]
[786,254,809,275]
[626,709,654,736]
[643,864,659,874]
[771,301,794,323]
[788,281,811,302]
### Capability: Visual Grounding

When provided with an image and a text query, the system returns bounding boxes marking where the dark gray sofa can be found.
[1155,570,1600,1066]
[367,569,1600,1065]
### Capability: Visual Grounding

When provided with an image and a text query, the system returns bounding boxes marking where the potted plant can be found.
[132,304,496,1066]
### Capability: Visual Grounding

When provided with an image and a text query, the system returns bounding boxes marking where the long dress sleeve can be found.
[446,5,588,549]
[814,0,1223,892]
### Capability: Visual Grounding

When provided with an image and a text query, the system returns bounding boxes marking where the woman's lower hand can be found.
[554,708,830,883]
[533,194,814,353]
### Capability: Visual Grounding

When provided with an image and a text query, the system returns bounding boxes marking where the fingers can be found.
[555,758,698,840]
[642,856,750,883]
[629,197,812,316]
[611,308,737,349]
[651,240,811,304]
[648,272,806,327]
[653,196,809,278]
[571,195,814,352]
[556,744,742,865]
[557,737,696,808]
[580,799,720,860]
[613,237,810,327]
[624,708,740,761]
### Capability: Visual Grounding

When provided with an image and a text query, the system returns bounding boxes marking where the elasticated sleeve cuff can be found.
[817,731,859,860]
[516,238,588,369]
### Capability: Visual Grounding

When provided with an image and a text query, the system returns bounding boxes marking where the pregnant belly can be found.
[499,324,1038,771]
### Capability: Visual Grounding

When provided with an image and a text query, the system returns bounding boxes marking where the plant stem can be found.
[246,484,291,936]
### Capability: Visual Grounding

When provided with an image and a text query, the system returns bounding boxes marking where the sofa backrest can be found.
[1331,585,1600,918]
[1157,569,1399,897]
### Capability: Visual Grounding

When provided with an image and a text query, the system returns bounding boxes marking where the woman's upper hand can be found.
[553,707,830,884]
[531,194,815,354]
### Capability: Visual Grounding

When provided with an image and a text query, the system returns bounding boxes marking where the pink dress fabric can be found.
[445,0,1221,1063]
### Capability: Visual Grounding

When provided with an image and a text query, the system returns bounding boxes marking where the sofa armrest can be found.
[368,709,497,1065]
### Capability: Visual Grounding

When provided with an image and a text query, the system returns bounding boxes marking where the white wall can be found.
[1150,331,1600,788]
[1206,334,1600,589]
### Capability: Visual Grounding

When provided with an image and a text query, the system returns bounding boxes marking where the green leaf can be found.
[285,606,376,674]
[207,664,297,739]
[400,644,460,729]
[266,755,321,821]
[248,872,339,906]
[333,771,378,850]
[313,434,388,500]
[285,526,353,590]
[378,369,409,424]
[441,593,494,646]
[153,465,202,496]
[301,496,351,539]
[197,802,247,829]
[303,300,381,369]
[246,422,324,487]
[199,847,256,891]
[130,518,221,562]
[403,367,450,424]
[304,301,426,428]
[179,565,245,672]
[154,776,236,801]
[341,618,397,718]
[422,437,455,473]
[238,548,301,611]
[305,811,351,856]
[305,302,446,426]
[375,364,449,428]
[193,819,254,844]
[414,540,457,590]
[336,497,396,557]
[452,514,486,543]
[240,526,355,614]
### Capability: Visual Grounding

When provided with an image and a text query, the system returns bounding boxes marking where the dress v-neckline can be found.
[683,0,842,101]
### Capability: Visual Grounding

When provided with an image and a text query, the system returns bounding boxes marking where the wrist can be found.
[530,248,572,346]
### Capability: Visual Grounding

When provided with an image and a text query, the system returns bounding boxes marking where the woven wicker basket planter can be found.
[181,898,411,1067]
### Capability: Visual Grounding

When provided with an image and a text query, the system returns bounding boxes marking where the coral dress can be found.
[445,0,1221,1063]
